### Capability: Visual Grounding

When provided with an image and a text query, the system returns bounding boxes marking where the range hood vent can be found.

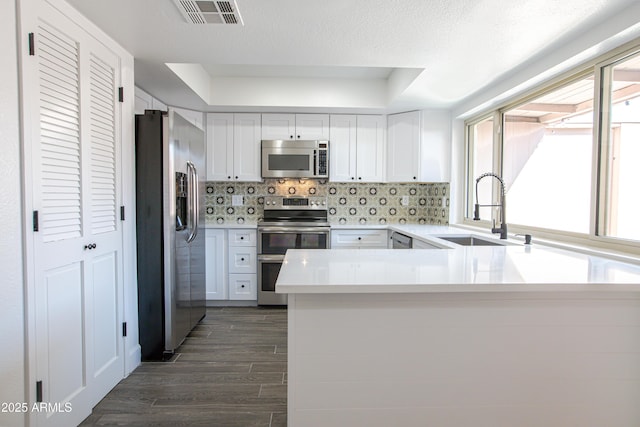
[173,0,244,25]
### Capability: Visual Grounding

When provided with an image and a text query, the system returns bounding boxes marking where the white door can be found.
[25,5,124,425]
[206,113,233,180]
[295,114,330,140]
[233,113,262,181]
[329,114,357,182]
[205,229,227,300]
[387,111,420,182]
[356,115,386,182]
[261,113,295,140]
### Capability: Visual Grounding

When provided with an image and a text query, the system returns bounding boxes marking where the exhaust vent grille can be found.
[173,0,244,25]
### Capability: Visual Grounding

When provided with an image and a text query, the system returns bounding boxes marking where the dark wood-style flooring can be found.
[80,307,288,426]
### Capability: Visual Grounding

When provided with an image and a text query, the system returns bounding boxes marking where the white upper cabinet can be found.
[387,111,421,182]
[355,115,386,182]
[295,114,330,140]
[329,114,357,182]
[207,113,261,181]
[262,113,329,140]
[330,115,385,182]
[387,110,451,182]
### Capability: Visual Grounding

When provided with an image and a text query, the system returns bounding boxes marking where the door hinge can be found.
[120,206,125,221]
[33,210,39,232]
[36,381,43,402]
[118,87,124,103]
[122,322,127,337]
[28,32,35,56]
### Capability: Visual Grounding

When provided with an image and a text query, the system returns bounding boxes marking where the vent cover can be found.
[173,0,244,25]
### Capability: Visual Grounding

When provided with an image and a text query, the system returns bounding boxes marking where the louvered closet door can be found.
[29,7,124,426]
[82,37,125,409]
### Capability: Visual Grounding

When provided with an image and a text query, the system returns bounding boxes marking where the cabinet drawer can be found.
[228,229,256,246]
[228,274,257,300]
[331,229,389,248]
[228,246,257,273]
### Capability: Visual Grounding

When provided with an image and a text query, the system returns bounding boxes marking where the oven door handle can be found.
[258,227,330,233]
[258,254,285,262]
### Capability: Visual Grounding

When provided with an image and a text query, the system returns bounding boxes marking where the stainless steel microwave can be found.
[261,140,329,178]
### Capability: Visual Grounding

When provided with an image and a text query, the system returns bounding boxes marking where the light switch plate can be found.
[401,195,409,206]
[232,195,244,206]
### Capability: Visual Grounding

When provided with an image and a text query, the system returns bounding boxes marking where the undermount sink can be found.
[435,235,510,246]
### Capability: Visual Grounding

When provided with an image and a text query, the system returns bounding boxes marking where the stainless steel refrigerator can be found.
[135,109,206,360]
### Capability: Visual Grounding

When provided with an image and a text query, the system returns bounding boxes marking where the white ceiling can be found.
[65,0,640,112]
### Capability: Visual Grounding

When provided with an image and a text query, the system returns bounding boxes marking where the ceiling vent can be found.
[173,0,244,25]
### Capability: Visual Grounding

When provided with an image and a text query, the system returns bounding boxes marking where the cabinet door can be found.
[228,246,257,274]
[329,115,357,182]
[387,111,421,182]
[331,229,388,248]
[228,229,257,246]
[233,113,262,181]
[206,113,234,180]
[296,114,330,140]
[356,115,386,182]
[205,229,227,300]
[228,274,257,300]
[262,113,295,140]
[421,110,451,182]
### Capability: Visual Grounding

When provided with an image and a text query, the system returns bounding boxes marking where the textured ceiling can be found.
[65,0,640,112]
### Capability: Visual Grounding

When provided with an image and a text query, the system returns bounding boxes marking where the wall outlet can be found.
[232,195,244,206]
[401,195,409,206]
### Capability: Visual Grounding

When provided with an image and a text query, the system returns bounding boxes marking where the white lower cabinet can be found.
[205,229,227,300]
[331,229,389,249]
[229,274,257,300]
[206,228,257,301]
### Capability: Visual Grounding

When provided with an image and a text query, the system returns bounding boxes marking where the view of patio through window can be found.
[502,76,595,234]
[601,52,640,241]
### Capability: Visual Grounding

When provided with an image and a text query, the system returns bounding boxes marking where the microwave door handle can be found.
[313,150,317,175]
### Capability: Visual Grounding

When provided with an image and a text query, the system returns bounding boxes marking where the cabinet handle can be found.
[413,176,417,180]
[241,284,245,288]
[358,237,362,240]
[351,177,355,180]
[358,177,362,180]
[240,236,244,240]
[235,176,238,179]
[84,243,97,250]
[241,257,245,261]
[227,176,231,179]
[290,135,293,139]
[297,135,300,139]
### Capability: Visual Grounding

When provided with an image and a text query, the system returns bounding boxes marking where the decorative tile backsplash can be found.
[204,179,449,226]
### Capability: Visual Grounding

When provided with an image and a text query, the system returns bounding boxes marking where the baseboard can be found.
[125,344,141,376]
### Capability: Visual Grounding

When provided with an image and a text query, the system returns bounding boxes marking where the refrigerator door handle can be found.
[186,161,198,243]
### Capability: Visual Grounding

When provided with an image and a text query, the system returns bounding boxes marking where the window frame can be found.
[463,40,640,255]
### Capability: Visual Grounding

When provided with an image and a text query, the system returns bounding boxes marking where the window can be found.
[502,75,594,233]
[467,116,495,219]
[464,42,640,249]
[599,52,640,241]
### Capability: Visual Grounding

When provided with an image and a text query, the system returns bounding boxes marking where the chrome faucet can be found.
[473,172,508,239]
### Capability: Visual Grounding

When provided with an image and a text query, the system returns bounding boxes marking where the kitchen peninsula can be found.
[276,235,640,427]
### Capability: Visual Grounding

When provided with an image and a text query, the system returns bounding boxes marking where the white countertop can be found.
[276,228,640,293]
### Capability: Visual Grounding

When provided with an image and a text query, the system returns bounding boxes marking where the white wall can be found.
[0,0,26,426]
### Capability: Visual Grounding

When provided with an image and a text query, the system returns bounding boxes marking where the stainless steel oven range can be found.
[257,196,329,305]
